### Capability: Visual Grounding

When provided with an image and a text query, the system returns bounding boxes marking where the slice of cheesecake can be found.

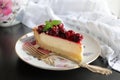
[33,20,83,63]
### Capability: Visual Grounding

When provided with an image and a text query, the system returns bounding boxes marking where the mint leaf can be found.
[43,20,61,31]
[51,20,61,25]
[43,24,52,31]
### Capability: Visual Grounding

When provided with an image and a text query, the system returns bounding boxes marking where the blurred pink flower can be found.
[0,0,12,20]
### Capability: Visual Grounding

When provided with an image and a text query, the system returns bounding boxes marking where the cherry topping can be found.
[37,22,83,43]
[73,33,83,42]
[67,30,75,35]
[58,23,64,29]
[65,31,71,39]
[37,25,44,33]
[59,32,66,39]
[45,26,58,36]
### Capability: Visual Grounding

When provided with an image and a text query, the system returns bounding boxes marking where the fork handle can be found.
[79,63,112,75]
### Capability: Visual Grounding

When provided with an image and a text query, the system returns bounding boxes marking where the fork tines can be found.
[23,42,49,59]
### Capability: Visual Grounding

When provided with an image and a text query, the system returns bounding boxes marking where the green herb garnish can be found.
[43,20,61,31]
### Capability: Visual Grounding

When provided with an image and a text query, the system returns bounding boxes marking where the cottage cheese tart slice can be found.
[33,20,83,63]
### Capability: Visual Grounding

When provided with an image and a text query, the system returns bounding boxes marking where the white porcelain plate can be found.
[15,32,101,70]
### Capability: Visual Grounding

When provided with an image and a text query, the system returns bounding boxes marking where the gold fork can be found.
[22,42,112,75]
[79,63,112,75]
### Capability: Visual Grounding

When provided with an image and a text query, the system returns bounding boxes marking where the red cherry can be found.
[47,27,58,36]
[52,26,58,32]
[68,35,74,41]
[73,33,83,42]
[67,30,75,36]
[59,32,66,39]
[58,23,64,29]
[65,31,71,39]
[51,26,59,36]
[48,29,53,35]
[37,25,44,33]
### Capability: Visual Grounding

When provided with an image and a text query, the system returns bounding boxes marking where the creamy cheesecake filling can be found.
[38,33,83,63]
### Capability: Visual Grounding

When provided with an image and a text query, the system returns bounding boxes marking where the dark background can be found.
[0,24,120,80]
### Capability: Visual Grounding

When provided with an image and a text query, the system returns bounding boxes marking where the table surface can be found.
[0,24,120,80]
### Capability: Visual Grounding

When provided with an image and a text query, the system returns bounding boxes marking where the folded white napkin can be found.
[17,0,120,72]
